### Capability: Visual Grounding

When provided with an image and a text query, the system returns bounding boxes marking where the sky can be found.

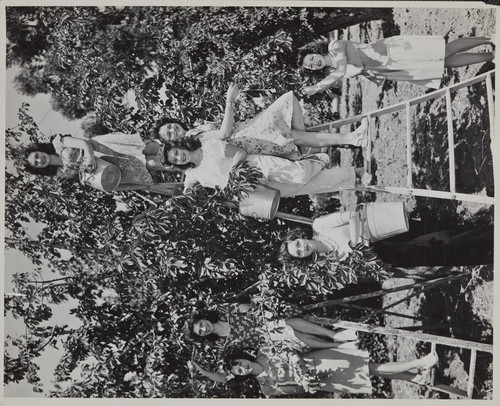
[4,66,85,397]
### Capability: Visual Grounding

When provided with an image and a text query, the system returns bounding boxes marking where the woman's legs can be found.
[285,318,357,341]
[293,331,356,349]
[369,351,438,382]
[290,95,368,147]
[445,52,494,68]
[445,37,493,57]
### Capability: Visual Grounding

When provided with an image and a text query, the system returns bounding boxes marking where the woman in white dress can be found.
[298,36,494,95]
[161,136,370,197]
[222,346,438,397]
[280,206,494,267]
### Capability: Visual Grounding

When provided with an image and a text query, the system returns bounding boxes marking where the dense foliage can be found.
[5,6,396,398]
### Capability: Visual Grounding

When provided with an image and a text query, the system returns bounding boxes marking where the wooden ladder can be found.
[309,70,496,205]
[311,318,492,399]
[303,273,493,399]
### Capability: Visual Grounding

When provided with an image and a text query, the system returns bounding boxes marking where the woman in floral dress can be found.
[25,133,156,191]
[223,346,438,397]
[188,302,357,383]
[143,83,368,170]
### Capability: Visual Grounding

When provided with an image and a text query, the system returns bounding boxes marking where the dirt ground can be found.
[336,7,495,399]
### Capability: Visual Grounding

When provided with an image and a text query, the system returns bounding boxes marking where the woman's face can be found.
[302,53,326,71]
[166,148,190,166]
[158,123,186,141]
[192,319,214,337]
[287,238,315,258]
[27,151,50,169]
[231,358,255,376]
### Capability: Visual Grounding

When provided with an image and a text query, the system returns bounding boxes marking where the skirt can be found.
[231,91,303,160]
[305,348,372,394]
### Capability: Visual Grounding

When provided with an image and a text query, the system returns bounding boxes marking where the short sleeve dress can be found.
[255,347,372,397]
[327,36,446,89]
[312,212,354,260]
[89,133,155,189]
[183,138,354,198]
[51,134,85,179]
[216,303,307,352]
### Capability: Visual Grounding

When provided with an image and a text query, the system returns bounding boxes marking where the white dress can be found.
[312,212,353,259]
[183,139,355,197]
[327,36,446,89]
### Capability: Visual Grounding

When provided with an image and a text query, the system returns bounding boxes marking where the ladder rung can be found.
[405,102,413,188]
[486,72,495,142]
[362,185,495,205]
[467,349,477,398]
[430,342,437,386]
[431,384,468,398]
[445,89,456,193]
[366,114,372,174]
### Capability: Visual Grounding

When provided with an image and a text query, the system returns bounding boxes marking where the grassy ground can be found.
[327,7,495,399]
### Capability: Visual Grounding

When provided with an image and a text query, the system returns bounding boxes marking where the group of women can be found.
[24,34,494,397]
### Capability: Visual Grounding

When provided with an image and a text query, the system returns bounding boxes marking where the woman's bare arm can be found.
[198,83,240,140]
[224,143,248,167]
[60,136,96,167]
[303,40,349,96]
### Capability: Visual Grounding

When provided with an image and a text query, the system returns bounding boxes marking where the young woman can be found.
[143,83,368,169]
[24,132,163,191]
[161,136,371,196]
[298,36,494,96]
[223,346,438,397]
[280,206,494,267]
[188,302,358,383]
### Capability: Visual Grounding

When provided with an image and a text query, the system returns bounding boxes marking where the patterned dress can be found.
[186,91,302,160]
[216,303,306,351]
[51,134,85,179]
[89,133,154,189]
[255,346,372,397]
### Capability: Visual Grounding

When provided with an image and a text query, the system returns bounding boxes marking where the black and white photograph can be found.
[3,1,497,401]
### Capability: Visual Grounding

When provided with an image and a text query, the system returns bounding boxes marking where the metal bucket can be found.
[79,158,122,192]
[365,202,409,242]
[239,185,280,220]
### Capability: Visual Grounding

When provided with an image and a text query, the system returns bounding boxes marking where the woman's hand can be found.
[301,85,319,97]
[226,82,240,104]
[349,211,361,246]
[189,361,204,374]
[84,155,97,172]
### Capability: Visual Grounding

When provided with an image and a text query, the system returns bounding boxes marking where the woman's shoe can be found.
[353,118,369,148]
[420,351,439,370]
[336,341,358,350]
[360,170,372,186]
[331,329,358,342]
[411,367,433,386]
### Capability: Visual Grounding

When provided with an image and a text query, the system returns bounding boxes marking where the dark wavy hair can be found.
[150,117,189,140]
[278,227,315,266]
[187,309,223,342]
[223,348,263,397]
[162,136,202,169]
[223,348,257,374]
[297,40,330,76]
[24,142,59,177]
